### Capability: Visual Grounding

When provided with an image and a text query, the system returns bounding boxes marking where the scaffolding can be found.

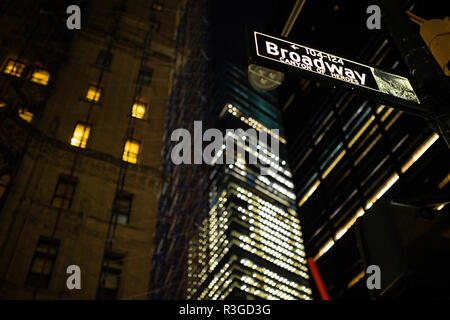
[149,0,214,299]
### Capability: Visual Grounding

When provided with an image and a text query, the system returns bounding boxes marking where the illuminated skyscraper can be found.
[186,62,312,300]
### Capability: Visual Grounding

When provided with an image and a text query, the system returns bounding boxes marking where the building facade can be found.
[0,0,177,299]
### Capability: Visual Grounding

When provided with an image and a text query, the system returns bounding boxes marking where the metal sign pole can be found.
[248,30,431,116]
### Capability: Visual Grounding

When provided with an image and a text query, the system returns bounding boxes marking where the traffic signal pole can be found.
[377,0,450,150]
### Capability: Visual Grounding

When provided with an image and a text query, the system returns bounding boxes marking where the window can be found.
[86,84,102,103]
[152,2,163,12]
[0,173,11,198]
[3,59,26,77]
[96,51,113,69]
[150,21,160,32]
[30,69,50,85]
[51,174,78,210]
[122,139,141,164]
[114,192,133,225]
[26,236,60,288]
[70,122,90,148]
[98,251,124,299]
[18,108,33,123]
[131,98,148,119]
[137,68,153,86]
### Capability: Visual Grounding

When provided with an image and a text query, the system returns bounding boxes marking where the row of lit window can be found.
[250,223,305,255]
[240,275,295,300]
[233,185,299,224]
[237,203,302,244]
[201,262,232,299]
[232,185,302,235]
[3,81,148,165]
[240,259,311,296]
[314,133,441,261]
[232,233,308,276]
[203,270,234,300]
[208,198,230,271]
[232,207,304,251]
[233,164,296,200]
[239,219,304,268]
[235,232,306,272]
[209,190,305,273]
[222,139,284,182]
[297,104,402,207]
[208,197,228,246]
[85,84,150,120]
[233,205,305,254]
[209,237,229,271]
[201,184,307,292]
[228,133,292,178]
[225,103,287,144]
[70,121,141,164]
[242,272,308,300]
[234,191,299,233]
[254,161,294,188]
[237,205,303,246]
[229,154,295,192]
[196,254,310,300]
[246,232,305,266]
[249,231,305,259]
[229,165,297,205]
[199,259,300,300]
[3,58,50,85]
[196,246,232,297]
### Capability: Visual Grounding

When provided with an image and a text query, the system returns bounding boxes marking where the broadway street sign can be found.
[248,31,430,114]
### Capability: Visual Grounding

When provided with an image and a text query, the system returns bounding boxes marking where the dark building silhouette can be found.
[276,0,450,299]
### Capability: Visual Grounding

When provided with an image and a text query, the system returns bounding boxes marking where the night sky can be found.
[211,0,384,67]
[210,0,446,77]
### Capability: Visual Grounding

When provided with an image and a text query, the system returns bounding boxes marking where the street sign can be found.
[248,31,428,113]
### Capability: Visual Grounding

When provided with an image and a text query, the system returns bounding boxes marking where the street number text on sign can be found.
[253,31,420,104]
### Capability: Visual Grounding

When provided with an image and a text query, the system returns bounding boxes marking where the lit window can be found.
[152,2,163,12]
[3,59,26,77]
[86,84,102,102]
[439,172,450,190]
[132,99,148,119]
[71,122,90,148]
[18,108,33,123]
[31,69,50,85]
[122,139,140,164]
[401,133,439,173]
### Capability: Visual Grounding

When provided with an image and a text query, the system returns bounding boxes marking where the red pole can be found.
[307,257,331,300]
